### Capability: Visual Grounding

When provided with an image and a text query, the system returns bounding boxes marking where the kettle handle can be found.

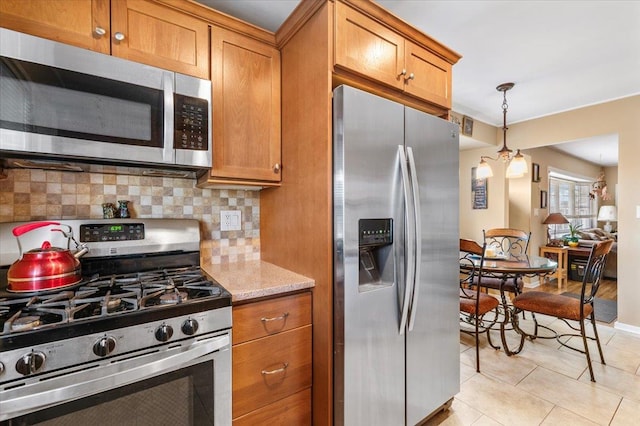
[12,221,61,237]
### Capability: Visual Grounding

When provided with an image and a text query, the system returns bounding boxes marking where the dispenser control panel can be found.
[359,218,392,247]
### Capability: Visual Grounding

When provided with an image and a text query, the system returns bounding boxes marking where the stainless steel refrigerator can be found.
[333,85,460,425]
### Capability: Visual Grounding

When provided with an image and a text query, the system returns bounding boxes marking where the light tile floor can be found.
[427,314,640,425]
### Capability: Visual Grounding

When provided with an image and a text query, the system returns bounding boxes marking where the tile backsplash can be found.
[0,169,260,264]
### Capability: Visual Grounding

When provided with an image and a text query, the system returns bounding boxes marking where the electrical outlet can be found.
[220,210,241,231]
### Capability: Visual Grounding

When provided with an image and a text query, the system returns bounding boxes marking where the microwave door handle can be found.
[406,147,421,331]
[163,72,175,163]
[398,145,414,335]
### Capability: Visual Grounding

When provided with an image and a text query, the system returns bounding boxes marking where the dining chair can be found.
[476,228,532,296]
[484,228,531,256]
[459,238,500,372]
[512,239,614,382]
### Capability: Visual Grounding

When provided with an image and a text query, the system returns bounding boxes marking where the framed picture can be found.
[471,167,487,209]
[462,116,474,136]
[532,163,541,182]
[540,190,548,209]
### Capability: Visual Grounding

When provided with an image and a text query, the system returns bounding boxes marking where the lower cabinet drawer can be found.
[232,325,312,418]
[232,292,312,344]
[232,388,311,425]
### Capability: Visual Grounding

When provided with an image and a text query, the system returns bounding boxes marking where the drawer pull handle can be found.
[260,312,289,323]
[261,362,289,376]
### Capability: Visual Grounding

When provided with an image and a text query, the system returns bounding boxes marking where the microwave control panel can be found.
[174,94,209,151]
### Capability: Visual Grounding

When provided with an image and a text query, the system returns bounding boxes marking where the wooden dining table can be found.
[463,253,558,355]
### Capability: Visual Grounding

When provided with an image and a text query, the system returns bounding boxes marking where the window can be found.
[549,176,596,238]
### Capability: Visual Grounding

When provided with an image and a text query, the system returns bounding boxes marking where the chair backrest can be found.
[483,228,531,257]
[460,239,485,291]
[581,239,615,303]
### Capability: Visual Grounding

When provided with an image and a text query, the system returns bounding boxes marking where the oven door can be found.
[0,332,230,425]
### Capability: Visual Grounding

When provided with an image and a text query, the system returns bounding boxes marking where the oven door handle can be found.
[0,334,229,421]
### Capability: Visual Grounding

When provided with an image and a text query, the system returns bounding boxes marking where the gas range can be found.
[0,219,231,391]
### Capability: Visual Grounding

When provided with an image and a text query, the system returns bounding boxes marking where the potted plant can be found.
[565,223,582,247]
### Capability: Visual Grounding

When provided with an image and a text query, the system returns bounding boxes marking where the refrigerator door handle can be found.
[398,145,415,335]
[406,147,422,331]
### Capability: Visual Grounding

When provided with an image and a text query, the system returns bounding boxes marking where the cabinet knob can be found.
[273,163,281,174]
[404,72,415,82]
[114,32,126,42]
[398,69,408,77]
[94,27,106,37]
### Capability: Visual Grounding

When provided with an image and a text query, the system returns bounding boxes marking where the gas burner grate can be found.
[1,300,79,334]
[0,267,224,336]
[71,289,140,320]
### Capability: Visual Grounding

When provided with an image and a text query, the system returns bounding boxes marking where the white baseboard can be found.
[523,277,540,288]
[614,321,640,335]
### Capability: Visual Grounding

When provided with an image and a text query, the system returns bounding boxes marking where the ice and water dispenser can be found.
[358,218,393,291]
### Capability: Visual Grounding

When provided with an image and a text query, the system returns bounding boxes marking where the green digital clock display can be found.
[79,223,144,242]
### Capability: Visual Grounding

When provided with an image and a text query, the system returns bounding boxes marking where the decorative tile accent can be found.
[0,169,260,264]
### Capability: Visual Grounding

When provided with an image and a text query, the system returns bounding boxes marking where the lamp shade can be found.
[505,150,528,178]
[543,213,569,225]
[476,159,493,179]
[598,206,617,221]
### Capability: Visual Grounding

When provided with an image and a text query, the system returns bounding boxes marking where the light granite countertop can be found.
[201,260,314,302]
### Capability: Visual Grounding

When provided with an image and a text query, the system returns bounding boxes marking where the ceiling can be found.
[196,1,639,167]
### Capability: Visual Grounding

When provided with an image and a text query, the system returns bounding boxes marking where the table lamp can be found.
[598,205,617,233]
[543,213,569,246]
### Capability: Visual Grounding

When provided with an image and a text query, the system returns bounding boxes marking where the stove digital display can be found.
[80,223,145,242]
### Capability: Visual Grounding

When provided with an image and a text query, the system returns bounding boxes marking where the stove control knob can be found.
[16,351,46,376]
[93,336,117,357]
[181,318,199,336]
[155,323,174,342]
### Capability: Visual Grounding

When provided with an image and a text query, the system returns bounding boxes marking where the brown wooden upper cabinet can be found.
[198,27,282,188]
[0,0,210,79]
[334,2,452,109]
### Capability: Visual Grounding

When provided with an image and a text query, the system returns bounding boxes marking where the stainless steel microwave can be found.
[0,28,211,177]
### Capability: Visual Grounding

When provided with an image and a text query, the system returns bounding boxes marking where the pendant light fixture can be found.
[476,82,528,179]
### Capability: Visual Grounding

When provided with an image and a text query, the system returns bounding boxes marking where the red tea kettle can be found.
[7,221,89,293]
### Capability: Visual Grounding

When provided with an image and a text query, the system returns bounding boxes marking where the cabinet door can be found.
[210,27,281,183]
[0,0,110,54]
[334,1,404,91]
[110,0,210,79]
[404,40,452,108]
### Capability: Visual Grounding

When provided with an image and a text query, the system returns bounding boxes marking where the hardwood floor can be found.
[525,277,617,301]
